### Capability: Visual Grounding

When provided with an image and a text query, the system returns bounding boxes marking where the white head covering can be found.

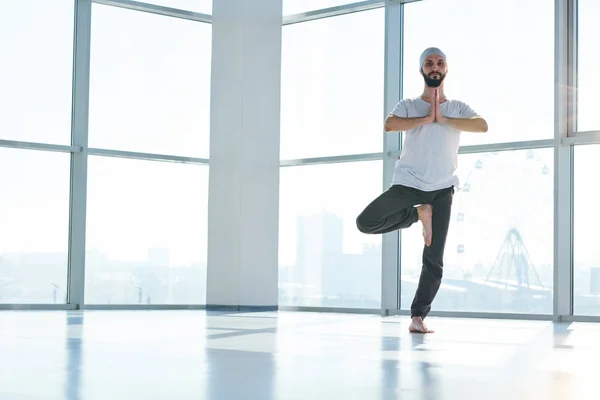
[419,47,447,69]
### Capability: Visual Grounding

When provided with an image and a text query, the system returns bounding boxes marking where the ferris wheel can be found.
[447,149,553,288]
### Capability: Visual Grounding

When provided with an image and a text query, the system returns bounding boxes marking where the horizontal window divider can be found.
[283,0,384,25]
[87,147,209,164]
[92,0,211,23]
[560,315,600,323]
[0,139,82,153]
[562,130,600,145]
[278,306,381,314]
[282,0,423,25]
[0,304,78,311]
[458,139,555,154]
[280,140,555,167]
[387,309,554,321]
[82,304,207,310]
[280,152,384,166]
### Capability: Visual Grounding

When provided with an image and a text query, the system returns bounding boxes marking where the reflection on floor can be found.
[0,310,596,399]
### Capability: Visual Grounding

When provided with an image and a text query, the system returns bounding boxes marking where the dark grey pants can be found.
[356,184,454,319]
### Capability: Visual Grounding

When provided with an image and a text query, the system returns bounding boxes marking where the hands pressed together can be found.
[423,88,447,124]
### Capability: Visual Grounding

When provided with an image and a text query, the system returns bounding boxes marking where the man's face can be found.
[420,55,447,88]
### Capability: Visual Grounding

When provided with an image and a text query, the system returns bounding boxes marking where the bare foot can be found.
[409,317,434,333]
[417,204,433,246]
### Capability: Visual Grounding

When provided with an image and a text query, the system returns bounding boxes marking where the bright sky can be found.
[1,0,599,305]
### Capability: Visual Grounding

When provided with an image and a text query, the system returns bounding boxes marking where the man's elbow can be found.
[481,119,488,132]
[384,122,393,132]
[384,115,396,132]
[476,117,488,133]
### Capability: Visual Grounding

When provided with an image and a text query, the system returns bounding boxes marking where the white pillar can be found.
[206,0,282,310]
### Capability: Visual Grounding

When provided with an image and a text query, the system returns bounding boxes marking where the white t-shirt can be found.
[389,97,479,191]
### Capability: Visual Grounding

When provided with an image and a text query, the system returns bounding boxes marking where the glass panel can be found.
[0,0,74,144]
[400,148,554,314]
[85,157,208,305]
[283,0,361,16]
[403,0,554,146]
[574,144,600,315]
[89,4,212,158]
[0,149,70,304]
[577,0,600,132]
[279,161,383,308]
[280,9,385,159]
[139,0,212,14]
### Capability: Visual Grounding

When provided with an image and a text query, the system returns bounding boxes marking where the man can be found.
[356,47,488,333]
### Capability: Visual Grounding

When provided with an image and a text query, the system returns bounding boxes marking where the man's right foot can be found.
[417,204,433,246]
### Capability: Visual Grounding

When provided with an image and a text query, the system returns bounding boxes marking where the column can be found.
[206,0,283,310]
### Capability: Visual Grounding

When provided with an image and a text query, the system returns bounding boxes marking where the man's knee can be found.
[432,265,443,281]
[426,262,444,281]
[423,254,444,280]
[356,213,373,234]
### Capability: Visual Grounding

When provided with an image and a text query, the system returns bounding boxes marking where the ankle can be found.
[416,204,432,219]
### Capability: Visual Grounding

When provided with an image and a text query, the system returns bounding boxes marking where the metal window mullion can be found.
[0,304,78,311]
[571,0,578,135]
[0,140,81,153]
[387,309,553,321]
[380,0,403,315]
[67,0,93,309]
[91,0,211,23]
[279,152,384,167]
[87,147,210,164]
[282,0,425,25]
[458,139,555,154]
[283,0,385,25]
[82,304,207,310]
[278,139,557,169]
[554,0,575,321]
[563,130,600,145]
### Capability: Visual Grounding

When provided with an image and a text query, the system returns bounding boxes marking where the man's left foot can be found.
[408,316,434,333]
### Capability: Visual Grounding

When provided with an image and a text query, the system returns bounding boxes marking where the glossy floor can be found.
[0,310,597,399]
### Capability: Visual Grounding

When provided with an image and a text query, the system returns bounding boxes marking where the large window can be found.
[403,0,554,146]
[397,0,555,315]
[0,0,74,144]
[0,149,70,304]
[279,161,383,309]
[573,145,600,315]
[573,1,600,315]
[85,157,208,305]
[400,148,554,314]
[279,8,386,310]
[280,8,385,159]
[85,5,211,305]
[577,0,600,132]
[88,4,212,158]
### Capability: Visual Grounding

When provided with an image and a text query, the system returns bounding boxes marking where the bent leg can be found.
[410,186,454,322]
[356,185,421,234]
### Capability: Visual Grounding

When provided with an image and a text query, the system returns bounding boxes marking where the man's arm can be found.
[433,96,488,132]
[438,116,488,132]
[385,99,435,132]
[384,114,433,132]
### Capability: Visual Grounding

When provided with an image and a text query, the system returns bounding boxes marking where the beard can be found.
[421,71,445,88]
